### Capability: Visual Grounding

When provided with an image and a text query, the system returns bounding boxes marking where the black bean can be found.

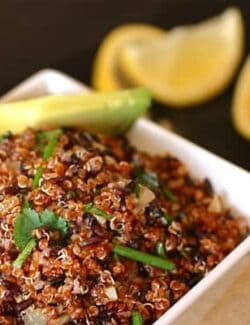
[85,213,98,228]
[145,202,163,218]
[187,274,203,287]
[138,263,149,278]
[49,275,65,287]
[82,236,101,246]
[78,132,95,148]
[184,175,194,186]
[0,278,20,293]
[203,178,214,196]
[16,298,34,312]
[175,210,185,220]
[130,240,139,249]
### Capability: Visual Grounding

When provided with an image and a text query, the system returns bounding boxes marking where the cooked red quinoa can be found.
[0,128,248,325]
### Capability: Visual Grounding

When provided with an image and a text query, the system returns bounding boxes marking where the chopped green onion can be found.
[43,136,58,160]
[156,241,166,257]
[22,199,30,209]
[37,129,63,141]
[134,183,141,198]
[0,131,11,143]
[132,311,143,325]
[36,129,62,154]
[162,187,177,202]
[135,170,177,202]
[32,166,43,188]
[13,238,37,268]
[84,203,113,220]
[163,211,173,224]
[113,245,175,271]
[113,253,120,262]
[135,170,159,190]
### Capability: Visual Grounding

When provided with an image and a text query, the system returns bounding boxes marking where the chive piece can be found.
[84,203,113,220]
[36,129,63,154]
[0,131,12,143]
[113,245,175,271]
[135,170,159,191]
[156,241,166,257]
[162,187,177,202]
[22,199,30,209]
[13,238,37,268]
[32,166,44,188]
[134,183,141,198]
[43,136,58,160]
[37,129,63,141]
[113,253,120,262]
[132,311,143,325]
[163,211,173,224]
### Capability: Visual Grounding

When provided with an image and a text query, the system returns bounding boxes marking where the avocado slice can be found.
[0,88,151,135]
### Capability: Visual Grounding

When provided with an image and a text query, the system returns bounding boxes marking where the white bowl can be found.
[1,69,249,324]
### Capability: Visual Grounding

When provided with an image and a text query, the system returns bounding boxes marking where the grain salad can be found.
[0,128,248,325]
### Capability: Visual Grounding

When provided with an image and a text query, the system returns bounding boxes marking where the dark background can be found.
[0,0,249,169]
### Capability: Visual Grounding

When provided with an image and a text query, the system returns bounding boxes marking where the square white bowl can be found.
[1,69,249,324]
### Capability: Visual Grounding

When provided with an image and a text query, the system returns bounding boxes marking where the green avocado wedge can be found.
[0,88,151,135]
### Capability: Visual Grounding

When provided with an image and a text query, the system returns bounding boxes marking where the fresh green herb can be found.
[84,203,113,220]
[13,207,69,267]
[37,129,63,142]
[13,238,37,268]
[36,129,63,153]
[113,253,120,262]
[0,131,12,143]
[22,199,30,209]
[14,208,41,249]
[43,136,58,160]
[68,190,77,199]
[39,210,68,238]
[134,183,141,198]
[32,166,44,189]
[132,311,143,325]
[163,211,174,224]
[135,170,177,202]
[135,170,159,190]
[162,187,177,202]
[156,241,166,257]
[113,245,175,271]
[32,130,62,188]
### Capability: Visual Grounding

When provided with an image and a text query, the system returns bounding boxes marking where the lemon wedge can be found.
[92,24,165,91]
[119,8,244,107]
[232,56,250,140]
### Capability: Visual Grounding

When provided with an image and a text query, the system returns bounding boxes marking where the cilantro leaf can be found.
[13,207,69,267]
[14,208,40,249]
[13,238,37,268]
[39,210,69,238]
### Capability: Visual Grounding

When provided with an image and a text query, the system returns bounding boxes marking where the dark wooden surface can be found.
[0,0,249,169]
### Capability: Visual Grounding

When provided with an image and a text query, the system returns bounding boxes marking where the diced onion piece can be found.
[104,286,118,301]
[208,196,223,213]
[23,308,48,325]
[137,185,155,208]
[95,214,107,225]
